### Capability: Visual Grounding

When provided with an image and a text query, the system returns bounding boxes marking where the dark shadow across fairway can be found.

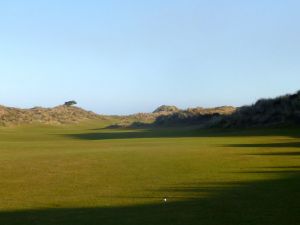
[249,151,300,156]
[1,168,300,225]
[65,130,194,140]
[227,142,300,148]
[225,141,300,156]
[63,128,300,141]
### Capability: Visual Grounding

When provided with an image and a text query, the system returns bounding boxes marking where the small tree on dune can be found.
[64,100,77,107]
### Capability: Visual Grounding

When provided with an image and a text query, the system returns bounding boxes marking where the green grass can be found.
[0,121,300,224]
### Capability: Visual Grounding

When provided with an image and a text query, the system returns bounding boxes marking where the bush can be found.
[64,101,77,107]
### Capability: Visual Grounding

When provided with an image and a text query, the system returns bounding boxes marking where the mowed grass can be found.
[0,121,300,224]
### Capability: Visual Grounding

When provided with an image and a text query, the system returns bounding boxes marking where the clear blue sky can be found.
[0,0,300,114]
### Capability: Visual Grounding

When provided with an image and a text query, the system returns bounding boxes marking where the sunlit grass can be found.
[0,122,300,224]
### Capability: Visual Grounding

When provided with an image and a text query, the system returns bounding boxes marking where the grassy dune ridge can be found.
[0,121,300,224]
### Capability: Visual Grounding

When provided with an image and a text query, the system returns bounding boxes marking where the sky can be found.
[0,0,300,115]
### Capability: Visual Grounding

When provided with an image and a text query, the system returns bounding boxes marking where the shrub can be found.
[64,101,77,107]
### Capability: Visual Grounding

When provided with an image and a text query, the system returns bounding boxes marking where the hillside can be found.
[3,90,299,128]
[153,105,180,113]
[0,103,235,127]
[0,105,102,126]
[217,90,300,128]
[150,91,300,128]
[153,106,236,126]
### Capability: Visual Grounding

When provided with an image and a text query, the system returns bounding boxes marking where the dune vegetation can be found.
[145,90,300,128]
[219,90,300,127]
[0,105,104,126]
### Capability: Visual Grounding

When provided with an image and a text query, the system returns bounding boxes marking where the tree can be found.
[64,100,77,107]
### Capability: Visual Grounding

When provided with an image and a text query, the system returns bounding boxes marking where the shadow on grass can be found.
[64,130,198,140]
[227,142,300,148]
[63,128,300,141]
[226,141,300,156]
[1,168,300,225]
[226,143,300,157]
[250,152,300,156]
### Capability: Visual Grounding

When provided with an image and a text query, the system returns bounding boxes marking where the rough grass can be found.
[0,105,104,126]
[0,121,300,224]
